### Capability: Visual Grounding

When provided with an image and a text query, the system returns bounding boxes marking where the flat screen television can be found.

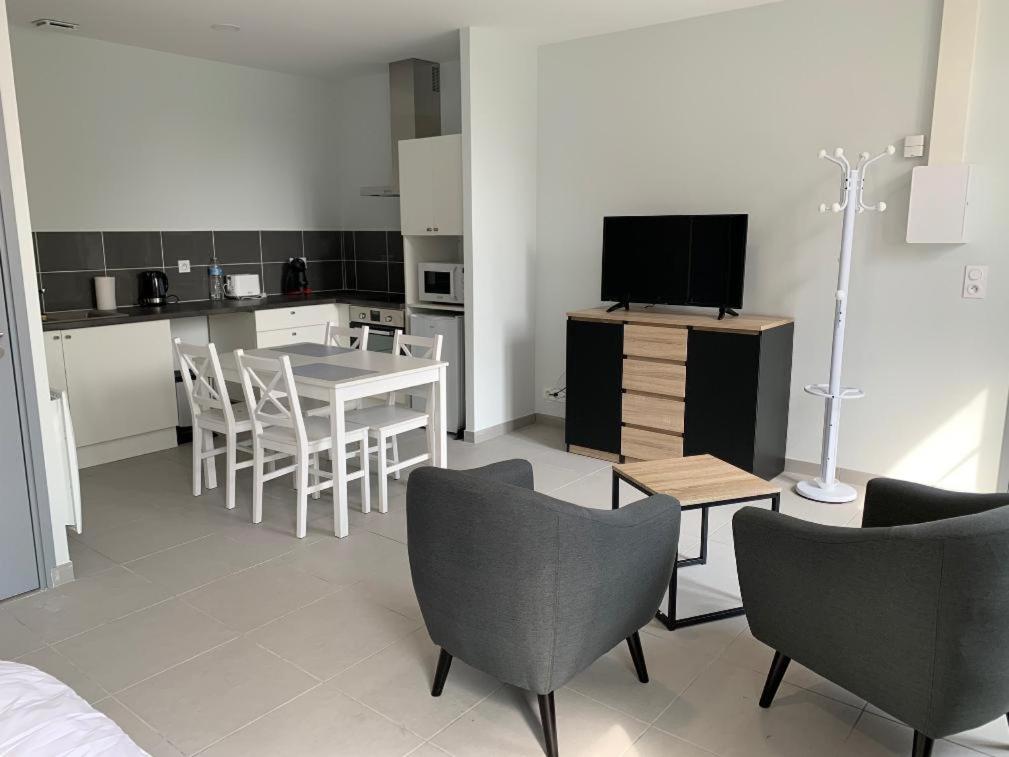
[601,214,747,317]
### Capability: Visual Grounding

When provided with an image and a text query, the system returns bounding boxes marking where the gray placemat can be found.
[291,363,377,382]
[275,342,356,358]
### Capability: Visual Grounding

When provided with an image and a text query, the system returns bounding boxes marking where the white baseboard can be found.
[464,413,538,444]
[50,561,75,587]
[534,413,564,428]
[77,428,177,468]
[784,458,878,487]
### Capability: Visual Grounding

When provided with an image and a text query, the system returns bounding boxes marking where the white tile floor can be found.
[1,423,1007,756]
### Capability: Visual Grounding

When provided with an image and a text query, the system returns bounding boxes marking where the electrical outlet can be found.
[177,259,191,273]
[963,265,988,299]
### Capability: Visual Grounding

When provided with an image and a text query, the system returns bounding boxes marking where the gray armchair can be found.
[407,459,680,757]
[734,477,1009,757]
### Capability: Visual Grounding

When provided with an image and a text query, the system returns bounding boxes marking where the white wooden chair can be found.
[174,339,253,511]
[325,322,369,350]
[233,349,369,538]
[345,331,443,513]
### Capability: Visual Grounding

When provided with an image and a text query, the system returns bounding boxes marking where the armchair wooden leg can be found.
[759,651,791,708]
[431,649,453,696]
[538,692,559,757]
[626,632,649,683]
[912,731,934,757]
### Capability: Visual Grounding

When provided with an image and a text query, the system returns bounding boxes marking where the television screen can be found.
[601,214,747,309]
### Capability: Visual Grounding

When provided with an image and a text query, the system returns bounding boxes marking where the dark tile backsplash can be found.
[211,231,260,264]
[36,229,405,312]
[103,231,163,270]
[36,232,104,272]
[261,231,302,263]
[162,231,213,264]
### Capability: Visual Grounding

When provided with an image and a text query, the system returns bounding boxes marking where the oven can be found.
[350,307,405,353]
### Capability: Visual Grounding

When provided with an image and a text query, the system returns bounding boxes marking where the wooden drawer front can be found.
[256,324,327,349]
[621,426,683,461]
[622,359,686,398]
[255,304,339,332]
[624,325,687,362]
[622,393,684,434]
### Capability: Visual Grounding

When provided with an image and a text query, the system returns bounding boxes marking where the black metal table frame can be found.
[612,469,780,631]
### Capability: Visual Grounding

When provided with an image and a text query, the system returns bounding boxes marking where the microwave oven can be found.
[418,263,464,304]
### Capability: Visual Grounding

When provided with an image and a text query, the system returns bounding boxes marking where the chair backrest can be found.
[173,338,235,426]
[233,349,306,445]
[406,461,680,695]
[390,331,442,405]
[325,321,369,350]
[394,332,443,361]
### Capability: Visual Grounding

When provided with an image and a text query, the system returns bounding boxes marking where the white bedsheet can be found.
[0,661,145,756]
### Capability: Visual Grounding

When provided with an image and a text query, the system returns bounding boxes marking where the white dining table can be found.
[221,344,448,538]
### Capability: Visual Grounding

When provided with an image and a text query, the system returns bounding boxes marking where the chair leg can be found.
[192,423,203,496]
[311,452,321,500]
[295,451,309,539]
[203,430,218,489]
[252,441,264,524]
[912,731,934,757]
[626,632,649,683]
[360,438,371,513]
[225,434,237,510]
[431,649,452,696]
[759,651,791,708]
[537,692,559,757]
[391,435,401,480]
[378,432,389,514]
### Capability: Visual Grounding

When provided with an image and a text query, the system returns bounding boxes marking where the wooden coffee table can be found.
[612,454,781,631]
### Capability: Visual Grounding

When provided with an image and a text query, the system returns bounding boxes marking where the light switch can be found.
[178,259,191,273]
[963,265,988,299]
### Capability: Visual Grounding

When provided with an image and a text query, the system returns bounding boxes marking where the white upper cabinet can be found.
[399,134,463,236]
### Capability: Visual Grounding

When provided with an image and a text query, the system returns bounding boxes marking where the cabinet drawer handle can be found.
[426,227,432,232]
[52,335,60,340]
[65,334,72,340]
[433,227,439,232]
[290,310,296,315]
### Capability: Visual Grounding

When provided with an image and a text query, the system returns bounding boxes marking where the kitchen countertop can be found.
[41,293,404,331]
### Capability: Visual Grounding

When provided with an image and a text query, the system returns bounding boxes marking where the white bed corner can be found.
[0,661,145,756]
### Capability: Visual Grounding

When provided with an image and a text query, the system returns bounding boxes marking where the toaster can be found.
[224,273,263,299]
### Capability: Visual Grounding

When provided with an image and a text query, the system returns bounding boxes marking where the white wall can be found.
[0,7,67,567]
[462,28,538,435]
[11,28,343,231]
[536,0,1009,490]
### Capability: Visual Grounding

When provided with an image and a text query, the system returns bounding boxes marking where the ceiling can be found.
[7,0,781,81]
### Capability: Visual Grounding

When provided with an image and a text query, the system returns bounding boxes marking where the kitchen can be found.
[20,30,469,552]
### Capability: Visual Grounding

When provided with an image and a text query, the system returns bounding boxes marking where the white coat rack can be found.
[796,144,895,504]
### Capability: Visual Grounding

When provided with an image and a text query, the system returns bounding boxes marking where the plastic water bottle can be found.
[208,264,224,301]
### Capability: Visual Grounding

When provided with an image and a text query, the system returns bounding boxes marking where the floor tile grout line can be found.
[105,694,189,754]
[43,595,178,647]
[420,682,504,746]
[190,679,328,756]
[108,636,239,698]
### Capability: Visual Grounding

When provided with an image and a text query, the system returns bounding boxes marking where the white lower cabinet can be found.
[45,320,178,465]
[209,303,345,353]
[256,324,327,348]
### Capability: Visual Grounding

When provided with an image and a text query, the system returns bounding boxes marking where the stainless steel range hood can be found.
[360,58,441,198]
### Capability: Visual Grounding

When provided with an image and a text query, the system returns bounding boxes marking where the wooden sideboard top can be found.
[567,306,793,334]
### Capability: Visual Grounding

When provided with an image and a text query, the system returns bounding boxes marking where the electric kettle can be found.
[138,270,170,307]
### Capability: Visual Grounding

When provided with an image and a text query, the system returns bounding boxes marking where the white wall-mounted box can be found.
[906,164,972,244]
